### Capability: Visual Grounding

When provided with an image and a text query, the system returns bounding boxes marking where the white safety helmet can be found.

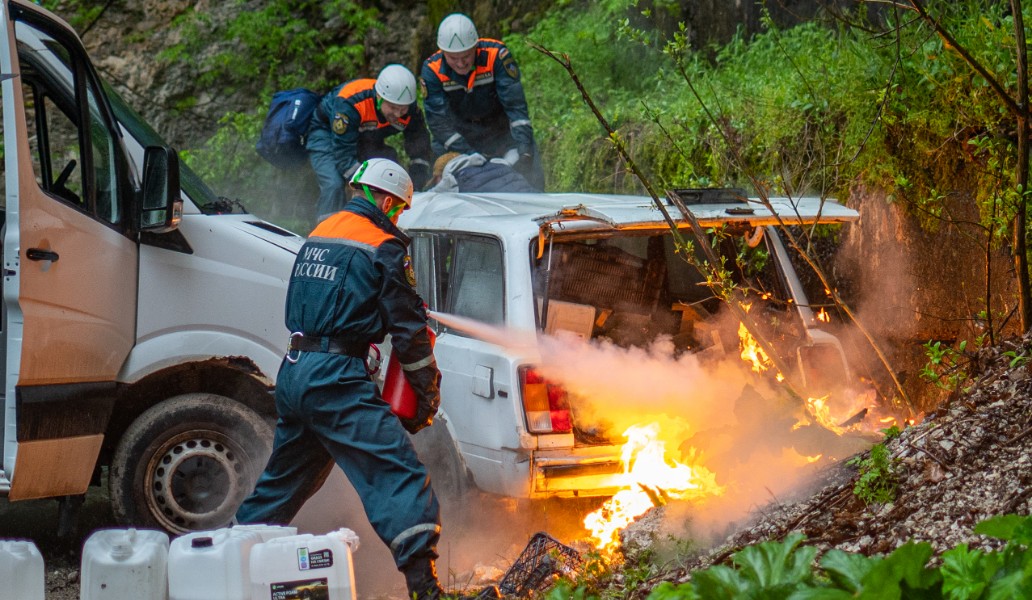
[350,158,414,206]
[437,13,478,52]
[374,64,417,105]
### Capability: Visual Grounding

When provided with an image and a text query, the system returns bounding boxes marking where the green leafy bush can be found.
[847,438,900,506]
[921,340,972,392]
[160,0,379,97]
[640,514,1032,600]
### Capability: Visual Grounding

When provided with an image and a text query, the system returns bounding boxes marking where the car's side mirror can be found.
[139,146,182,233]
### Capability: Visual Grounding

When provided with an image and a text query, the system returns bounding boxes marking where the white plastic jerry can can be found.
[168,528,262,600]
[80,528,170,600]
[0,539,45,600]
[230,524,299,544]
[249,528,360,600]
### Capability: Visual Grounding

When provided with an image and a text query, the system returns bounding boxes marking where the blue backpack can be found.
[256,88,321,169]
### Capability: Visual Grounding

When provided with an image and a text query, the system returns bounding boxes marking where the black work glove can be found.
[514,152,534,178]
[409,161,432,192]
[399,362,442,434]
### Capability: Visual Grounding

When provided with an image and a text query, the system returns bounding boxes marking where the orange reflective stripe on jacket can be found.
[426,39,503,93]
[338,79,412,132]
[310,209,394,248]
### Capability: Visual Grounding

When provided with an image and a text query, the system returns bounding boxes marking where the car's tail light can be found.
[519,366,572,434]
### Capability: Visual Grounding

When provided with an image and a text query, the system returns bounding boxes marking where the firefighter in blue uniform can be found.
[235,159,451,598]
[421,13,544,189]
[307,64,433,222]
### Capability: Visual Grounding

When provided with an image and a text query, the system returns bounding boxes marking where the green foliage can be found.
[543,580,598,600]
[512,0,1032,299]
[846,440,899,506]
[1002,348,1031,369]
[642,514,1032,599]
[506,0,667,192]
[153,0,380,230]
[939,515,1032,599]
[38,1,106,32]
[920,340,971,392]
[189,2,382,222]
[515,0,892,195]
[538,515,1032,599]
[623,547,663,593]
[160,0,379,97]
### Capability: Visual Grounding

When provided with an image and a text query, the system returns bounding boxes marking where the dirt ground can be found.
[0,476,116,600]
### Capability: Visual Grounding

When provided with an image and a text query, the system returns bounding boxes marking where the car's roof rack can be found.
[667,188,749,205]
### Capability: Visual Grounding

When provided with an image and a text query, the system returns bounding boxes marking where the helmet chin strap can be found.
[363,183,404,218]
[361,184,377,207]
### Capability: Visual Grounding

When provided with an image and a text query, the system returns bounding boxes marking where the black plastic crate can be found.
[498,532,583,597]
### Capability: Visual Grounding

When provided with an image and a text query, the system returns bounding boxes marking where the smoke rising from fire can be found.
[431,310,871,544]
[535,332,745,446]
[533,330,845,531]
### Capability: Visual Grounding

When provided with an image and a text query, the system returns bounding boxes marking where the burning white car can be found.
[399,188,865,523]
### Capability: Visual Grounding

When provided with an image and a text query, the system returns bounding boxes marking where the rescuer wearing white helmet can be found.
[236,158,456,599]
[421,13,544,190]
[305,65,433,224]
[350,156,414,220]
[437,12,478,53]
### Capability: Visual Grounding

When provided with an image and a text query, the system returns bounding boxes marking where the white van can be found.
[0,0,302,533]
[400,188,860,500]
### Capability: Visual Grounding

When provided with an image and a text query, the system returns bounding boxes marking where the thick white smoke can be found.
[431,311,868,545]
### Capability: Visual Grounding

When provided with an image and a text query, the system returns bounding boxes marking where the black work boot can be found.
[403,557,446,600]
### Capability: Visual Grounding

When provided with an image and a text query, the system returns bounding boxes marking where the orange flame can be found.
[584,423,723,554]
[816,308,830,323]
[738,322,774,374]
[805,396,846,434]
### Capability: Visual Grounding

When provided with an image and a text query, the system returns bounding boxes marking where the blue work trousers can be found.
[236,353,441,569]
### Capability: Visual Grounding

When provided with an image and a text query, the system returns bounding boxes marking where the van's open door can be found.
[1,0,139,499]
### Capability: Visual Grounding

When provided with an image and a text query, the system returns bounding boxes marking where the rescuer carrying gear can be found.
[421,13,544,190]
[306,64,433,223]
[235,158,453,598]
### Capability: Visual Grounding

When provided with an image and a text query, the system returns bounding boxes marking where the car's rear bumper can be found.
[530,446,623,498]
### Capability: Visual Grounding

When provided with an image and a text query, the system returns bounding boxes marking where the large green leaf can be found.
[647,581,700,600]
[691,565,751,599]
[732,533,817,589]
[820,549,881,593]
[940,544,1001,600]
[974,515,1032,545]
[858,542,942,599]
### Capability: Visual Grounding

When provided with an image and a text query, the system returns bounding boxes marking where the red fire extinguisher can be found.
[382,326,437,420]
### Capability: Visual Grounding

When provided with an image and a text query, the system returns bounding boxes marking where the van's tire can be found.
[410,420,471,506]
[109,393,273,535]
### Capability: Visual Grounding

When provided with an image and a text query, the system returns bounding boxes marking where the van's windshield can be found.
[102,82,228,214]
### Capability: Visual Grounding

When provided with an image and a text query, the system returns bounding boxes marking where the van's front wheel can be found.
[109,393,272,535]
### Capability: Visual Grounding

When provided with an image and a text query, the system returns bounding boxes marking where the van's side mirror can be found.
[140,146,182,233]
